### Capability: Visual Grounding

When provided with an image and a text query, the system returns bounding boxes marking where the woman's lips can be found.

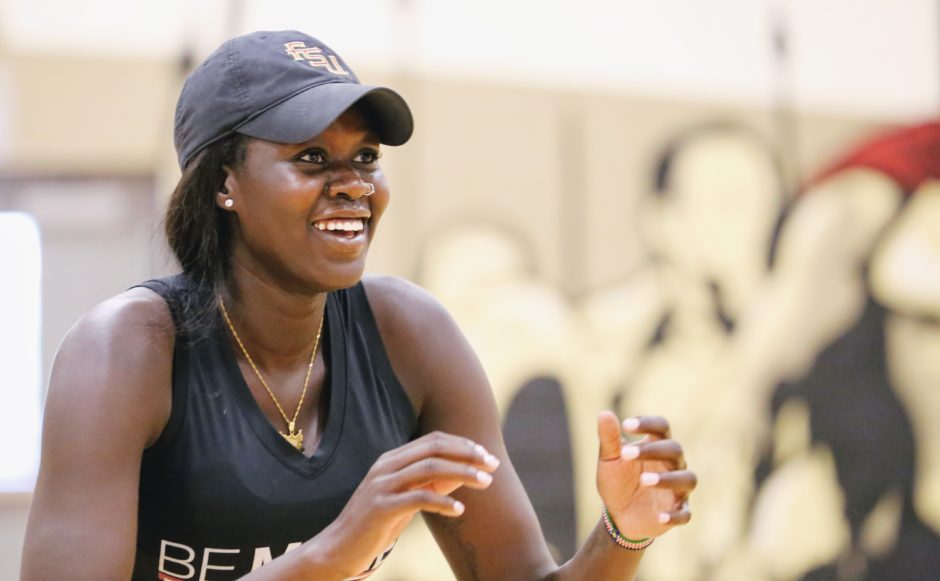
[309,218,369,252]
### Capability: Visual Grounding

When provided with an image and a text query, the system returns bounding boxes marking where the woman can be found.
[21,30,696,580]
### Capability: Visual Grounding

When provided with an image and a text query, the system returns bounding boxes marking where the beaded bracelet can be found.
[602,506,655,551]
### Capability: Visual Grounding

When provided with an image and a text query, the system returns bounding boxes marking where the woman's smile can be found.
[309,214,370,255]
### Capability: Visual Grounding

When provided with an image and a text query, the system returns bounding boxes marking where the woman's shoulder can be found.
[360,274,455,339]
[55,285,175,395]
[66,285,175,351]
[47,285,175,449]
[361,273,443,310]
[360,275,490,420]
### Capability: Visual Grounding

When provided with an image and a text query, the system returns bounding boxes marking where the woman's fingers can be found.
[598,411,625,461]
[374,431,500,474]
[622,415,671,440]
[638,469,697,496]
[384,457,495,492]
[388,488,467,518]
[621,439,686,470]
[361,431,500,521]
[657,501,692,526]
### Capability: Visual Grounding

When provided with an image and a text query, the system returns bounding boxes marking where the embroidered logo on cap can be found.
[284,41,350,76]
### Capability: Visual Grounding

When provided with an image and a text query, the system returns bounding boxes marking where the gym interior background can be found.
[1,1,939,579]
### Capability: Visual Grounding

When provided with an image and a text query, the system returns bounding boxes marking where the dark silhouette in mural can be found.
[502,376,578,562]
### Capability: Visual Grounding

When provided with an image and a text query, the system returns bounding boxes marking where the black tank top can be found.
[131,275,418,580]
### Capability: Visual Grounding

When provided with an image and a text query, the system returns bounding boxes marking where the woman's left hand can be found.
[596,411,697,540]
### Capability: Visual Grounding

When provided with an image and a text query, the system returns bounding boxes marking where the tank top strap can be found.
[130,274,197,460]
[339,281,418,437]
[345,281,382,338]
[130,273,193,331]
[344,281,405,391]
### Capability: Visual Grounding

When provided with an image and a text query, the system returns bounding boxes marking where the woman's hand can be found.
[310,431,500,578]
[596,411,697,540]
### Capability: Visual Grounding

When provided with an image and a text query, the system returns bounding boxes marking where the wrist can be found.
[602,506,654,551]
[301,528,356,581]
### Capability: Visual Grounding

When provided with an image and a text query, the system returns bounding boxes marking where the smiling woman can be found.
[20,30,696,581]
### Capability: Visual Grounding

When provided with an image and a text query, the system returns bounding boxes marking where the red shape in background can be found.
[811,121,940,194]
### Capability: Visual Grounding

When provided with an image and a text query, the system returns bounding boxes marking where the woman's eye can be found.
[354,149,382,164]
[297,150,327,164]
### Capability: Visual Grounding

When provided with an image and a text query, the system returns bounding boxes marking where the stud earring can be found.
[224,199,235,208]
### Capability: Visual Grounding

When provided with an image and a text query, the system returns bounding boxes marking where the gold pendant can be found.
[281,421,304,452]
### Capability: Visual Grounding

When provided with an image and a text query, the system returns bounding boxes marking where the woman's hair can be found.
[164,134,247,338]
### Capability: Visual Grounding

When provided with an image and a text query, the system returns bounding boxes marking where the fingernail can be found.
[640,472,660,486]
[453,501,465,515]
[621,445,640,460]
[484,454,501,468]
[476,471,493,485]
[473,443,486,454]
[623,418,640,431]
[658,512,670,524]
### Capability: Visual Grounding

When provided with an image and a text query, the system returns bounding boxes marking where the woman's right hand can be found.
[309,431,501,578]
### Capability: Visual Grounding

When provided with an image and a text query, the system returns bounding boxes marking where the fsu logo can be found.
[283,41,350,76]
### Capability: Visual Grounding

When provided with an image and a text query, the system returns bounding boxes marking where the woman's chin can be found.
[304,260,369,292]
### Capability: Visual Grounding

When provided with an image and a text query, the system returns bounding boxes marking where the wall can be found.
[2,11,937,579]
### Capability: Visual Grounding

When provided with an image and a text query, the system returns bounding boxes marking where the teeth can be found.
[314,218,365,232]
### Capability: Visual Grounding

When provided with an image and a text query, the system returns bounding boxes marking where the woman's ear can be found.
[217,167,238,210]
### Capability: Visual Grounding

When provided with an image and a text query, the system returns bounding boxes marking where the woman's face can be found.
[222,106,389,293]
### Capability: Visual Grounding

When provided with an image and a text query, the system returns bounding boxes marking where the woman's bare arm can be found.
[21,288,173,580]
[365,276,638,580]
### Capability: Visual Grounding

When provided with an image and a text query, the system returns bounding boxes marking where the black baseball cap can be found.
[174,30,414,168]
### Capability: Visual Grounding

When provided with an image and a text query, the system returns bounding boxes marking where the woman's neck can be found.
[222,259,328,370]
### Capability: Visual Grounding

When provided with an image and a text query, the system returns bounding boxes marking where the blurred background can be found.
[2,0,940,579]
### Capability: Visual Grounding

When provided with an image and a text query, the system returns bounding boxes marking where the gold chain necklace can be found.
[218,297,324,452]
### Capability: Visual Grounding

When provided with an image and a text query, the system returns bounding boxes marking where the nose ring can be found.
[364,183,375,197]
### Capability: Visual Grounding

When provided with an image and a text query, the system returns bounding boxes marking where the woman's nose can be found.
[327,179,374,199]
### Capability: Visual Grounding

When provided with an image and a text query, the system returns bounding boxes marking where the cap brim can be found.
[235,82,413,146]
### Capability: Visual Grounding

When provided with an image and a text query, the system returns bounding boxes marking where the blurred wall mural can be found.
[376,121,940,581]
[3,5,940,579]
